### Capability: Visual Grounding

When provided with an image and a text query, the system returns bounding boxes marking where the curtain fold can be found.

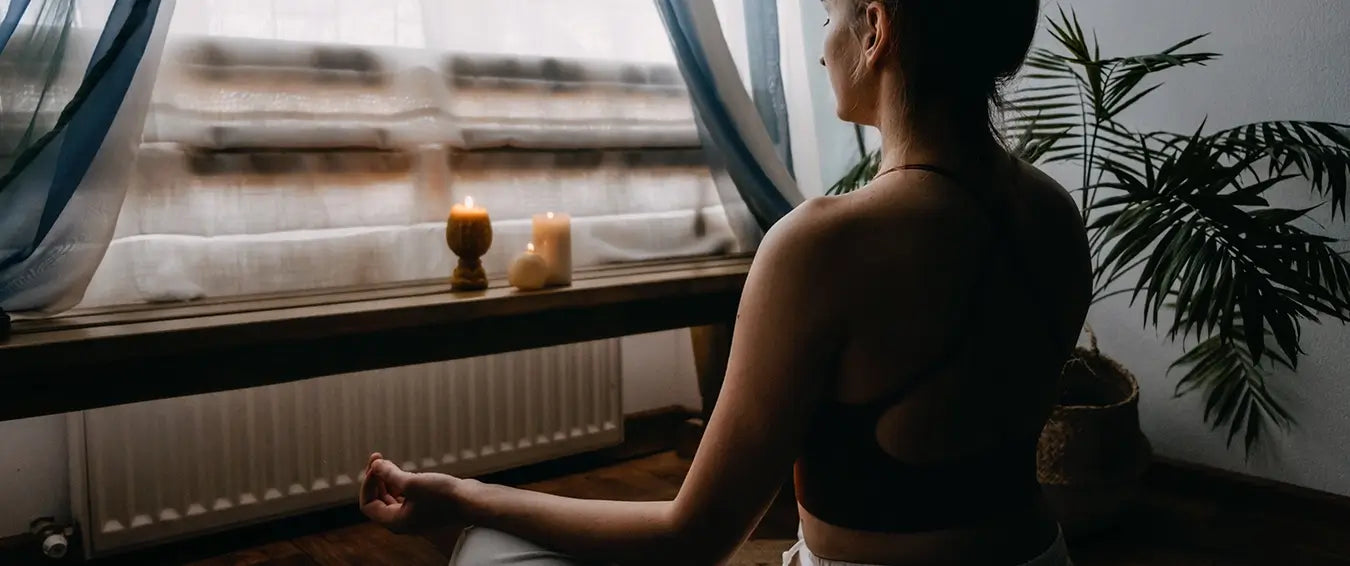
[0,0,171,313]
[744,0,794,178]
[0,0,34,50]
[654,0,802,237]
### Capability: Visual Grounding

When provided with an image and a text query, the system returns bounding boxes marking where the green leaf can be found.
[1208,121,1350,218]
[1169,336,1293,452]
[1170,234,1210,336]
[1102,83,1163,121]
[1267,309,1303,368]
[1183,250,1225,339]
[1228,395,1253,448]
[1241,286,1267,364]
[1252,206,1318,226]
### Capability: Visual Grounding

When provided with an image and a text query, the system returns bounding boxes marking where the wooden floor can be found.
[93,451,1350,566]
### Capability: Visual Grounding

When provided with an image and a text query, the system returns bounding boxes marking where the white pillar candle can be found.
[508,244,550,291]
[531,212,572,286]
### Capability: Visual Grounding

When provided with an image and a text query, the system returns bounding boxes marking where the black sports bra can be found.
[793,163,1050,533]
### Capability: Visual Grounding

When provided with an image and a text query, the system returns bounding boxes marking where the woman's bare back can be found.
[798,157,1092,564]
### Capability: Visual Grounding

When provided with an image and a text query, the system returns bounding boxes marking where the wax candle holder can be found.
[446,198,493,291]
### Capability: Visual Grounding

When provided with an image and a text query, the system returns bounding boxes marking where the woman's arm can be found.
[363,199,849,565]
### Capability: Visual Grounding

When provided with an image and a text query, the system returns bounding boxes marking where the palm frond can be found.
[1091,133,1350,368]
[1206,121,1350,218]
[1006,8,1218,228]
[1169,334,1294,454]
[1101,35,1218,120]
[827,149,880,196]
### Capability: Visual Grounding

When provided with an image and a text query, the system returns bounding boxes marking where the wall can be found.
[788,0,1350,495]
[0,415,70,539]
[0,332,700,538]
[621,331,704,415]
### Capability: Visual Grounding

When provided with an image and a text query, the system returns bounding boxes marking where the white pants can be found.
[448,526,1073,566]
[782,524,1073,566]
[450,527,588,566]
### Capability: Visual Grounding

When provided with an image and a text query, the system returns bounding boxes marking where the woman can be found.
[359,0,1091,564]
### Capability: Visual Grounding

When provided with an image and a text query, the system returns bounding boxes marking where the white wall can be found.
[0,415,70,538]
[0,332,700,538]
[789,0,1350,495]
[621,331,704,414]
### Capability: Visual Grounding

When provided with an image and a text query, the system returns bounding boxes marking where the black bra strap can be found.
[856,163,998,412]
[859,160,1067,413]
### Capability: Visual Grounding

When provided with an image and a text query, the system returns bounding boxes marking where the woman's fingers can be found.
[370,459,406,483]
[360,498,406,530]
[369,459,411,496]
[358,464,383,507]
[367,452,383,473]
[359,454,414,528]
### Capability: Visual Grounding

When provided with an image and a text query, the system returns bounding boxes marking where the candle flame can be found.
[546,211,554,219]
[465,196,474,209]
[527,243,535,253]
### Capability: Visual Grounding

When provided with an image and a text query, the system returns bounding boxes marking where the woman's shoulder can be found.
[1009,157,1078,210]
[819,168,995,247]
[760,179,987,278]
[756,196,851,263]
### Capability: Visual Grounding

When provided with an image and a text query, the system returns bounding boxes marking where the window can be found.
[78,1,741,308]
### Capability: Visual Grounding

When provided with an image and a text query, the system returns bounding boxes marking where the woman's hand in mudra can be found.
[358,452,465,533]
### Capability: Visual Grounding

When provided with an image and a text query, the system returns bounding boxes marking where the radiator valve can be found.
[29,517,72,560]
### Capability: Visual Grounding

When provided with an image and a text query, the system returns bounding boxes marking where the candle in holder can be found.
[446,196,493,291]
[531,211,572,286]
[508,243,550,291]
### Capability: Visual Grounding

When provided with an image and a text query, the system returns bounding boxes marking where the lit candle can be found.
[531,211,572,286]
[508,243,550,291]
[446,196,493,291]
[449,196,490,224]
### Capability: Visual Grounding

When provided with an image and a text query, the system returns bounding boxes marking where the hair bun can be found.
[983,0,1041,81]
[902,0,1041,100]
[881,0,1042,121]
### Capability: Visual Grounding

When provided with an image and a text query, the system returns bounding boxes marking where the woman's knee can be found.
[449,527,585,566]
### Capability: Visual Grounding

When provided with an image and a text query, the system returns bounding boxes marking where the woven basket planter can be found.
[1037,335,1152,538]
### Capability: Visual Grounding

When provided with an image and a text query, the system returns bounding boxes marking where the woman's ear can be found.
[861,2,891,69]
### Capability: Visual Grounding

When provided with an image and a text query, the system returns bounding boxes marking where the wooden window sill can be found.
[0,255,750,422]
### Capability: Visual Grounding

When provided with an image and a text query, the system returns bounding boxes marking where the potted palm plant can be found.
[831,9,1350,534]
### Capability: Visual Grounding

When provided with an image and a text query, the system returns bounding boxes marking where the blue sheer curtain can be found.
[744,0,794,179]
[0,0,32,50]
[0,0,169,314]
[654,0,803,241]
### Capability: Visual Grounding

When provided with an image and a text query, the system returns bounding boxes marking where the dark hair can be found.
[860,0,1041,134]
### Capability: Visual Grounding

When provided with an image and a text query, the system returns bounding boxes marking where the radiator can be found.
[69,340,623,556]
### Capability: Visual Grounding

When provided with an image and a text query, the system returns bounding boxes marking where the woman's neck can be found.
[872,87,998,174]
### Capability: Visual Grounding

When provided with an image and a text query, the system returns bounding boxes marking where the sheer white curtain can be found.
[79,0,739,307]
[0,1,173,313]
